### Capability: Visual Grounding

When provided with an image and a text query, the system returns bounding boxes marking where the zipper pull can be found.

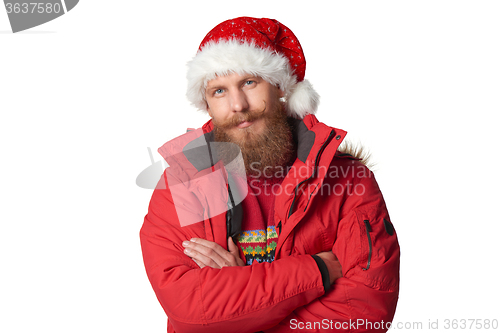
[363,220,373,271]
[364,220,372,232]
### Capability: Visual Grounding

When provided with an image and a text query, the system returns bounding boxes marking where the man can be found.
[140,17,400,333]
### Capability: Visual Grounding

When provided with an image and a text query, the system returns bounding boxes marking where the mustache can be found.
[214,102,268,129]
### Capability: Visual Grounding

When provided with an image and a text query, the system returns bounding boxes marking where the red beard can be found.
[213,101,295,179]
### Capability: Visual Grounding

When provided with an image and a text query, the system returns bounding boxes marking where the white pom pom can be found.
[286,80,320,119]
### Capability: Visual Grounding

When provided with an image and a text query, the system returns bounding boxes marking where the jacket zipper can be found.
[362,220,373,271]
[303,184,319,212]
[288,130,335,218]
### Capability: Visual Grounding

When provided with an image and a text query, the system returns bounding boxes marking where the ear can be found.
[276,85,285,98]
[277,87,286,105]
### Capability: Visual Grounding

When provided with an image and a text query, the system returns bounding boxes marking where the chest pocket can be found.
[289,218,330,256]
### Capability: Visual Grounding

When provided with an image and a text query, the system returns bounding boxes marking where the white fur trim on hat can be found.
[286,80,320,119]
[186,40,319,119]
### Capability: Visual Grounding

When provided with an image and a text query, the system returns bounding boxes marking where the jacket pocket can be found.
[361,219,373,271]
[352,206,400,291]
[354,217,372,272]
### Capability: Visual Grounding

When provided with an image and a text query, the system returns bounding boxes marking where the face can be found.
[205,72,295,178]
[205,72,284,139]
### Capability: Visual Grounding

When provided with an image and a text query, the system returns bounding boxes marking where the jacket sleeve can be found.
[264,167,400,333]
[140,170,327,333]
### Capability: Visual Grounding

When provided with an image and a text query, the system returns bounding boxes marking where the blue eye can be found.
[214,88,224,95]
[245,80,254,85]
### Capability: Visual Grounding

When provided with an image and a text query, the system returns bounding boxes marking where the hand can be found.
[182,237,245,269]
[315,251,343,285]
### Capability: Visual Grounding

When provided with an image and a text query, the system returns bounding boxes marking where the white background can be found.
[1,1,499,332]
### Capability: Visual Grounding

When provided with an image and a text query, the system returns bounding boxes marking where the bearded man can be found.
[140,17,400,333]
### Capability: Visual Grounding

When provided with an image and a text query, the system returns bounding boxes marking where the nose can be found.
[229,89,249,112]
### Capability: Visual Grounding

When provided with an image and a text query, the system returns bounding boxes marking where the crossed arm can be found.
[141,167,399,332]
[182,237,343,285]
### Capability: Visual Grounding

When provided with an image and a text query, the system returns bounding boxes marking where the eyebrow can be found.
[206,76,261,91]
[206,81,227,92]
[206,84,225,92]
[240,76,261,84]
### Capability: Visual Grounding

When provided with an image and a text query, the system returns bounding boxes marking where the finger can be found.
[227,237,245,266]
[190,238,227,253]
[227,237,238,255]
[184,247,221,269]
[225,238,239,266]
[187,239,233,267]
[192,258,206,269]
[183,241,228,268]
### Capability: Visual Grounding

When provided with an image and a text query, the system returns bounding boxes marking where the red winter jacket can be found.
[140,114,400,332]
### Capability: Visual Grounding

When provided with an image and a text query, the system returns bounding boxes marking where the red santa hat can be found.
[186,17,319,119]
